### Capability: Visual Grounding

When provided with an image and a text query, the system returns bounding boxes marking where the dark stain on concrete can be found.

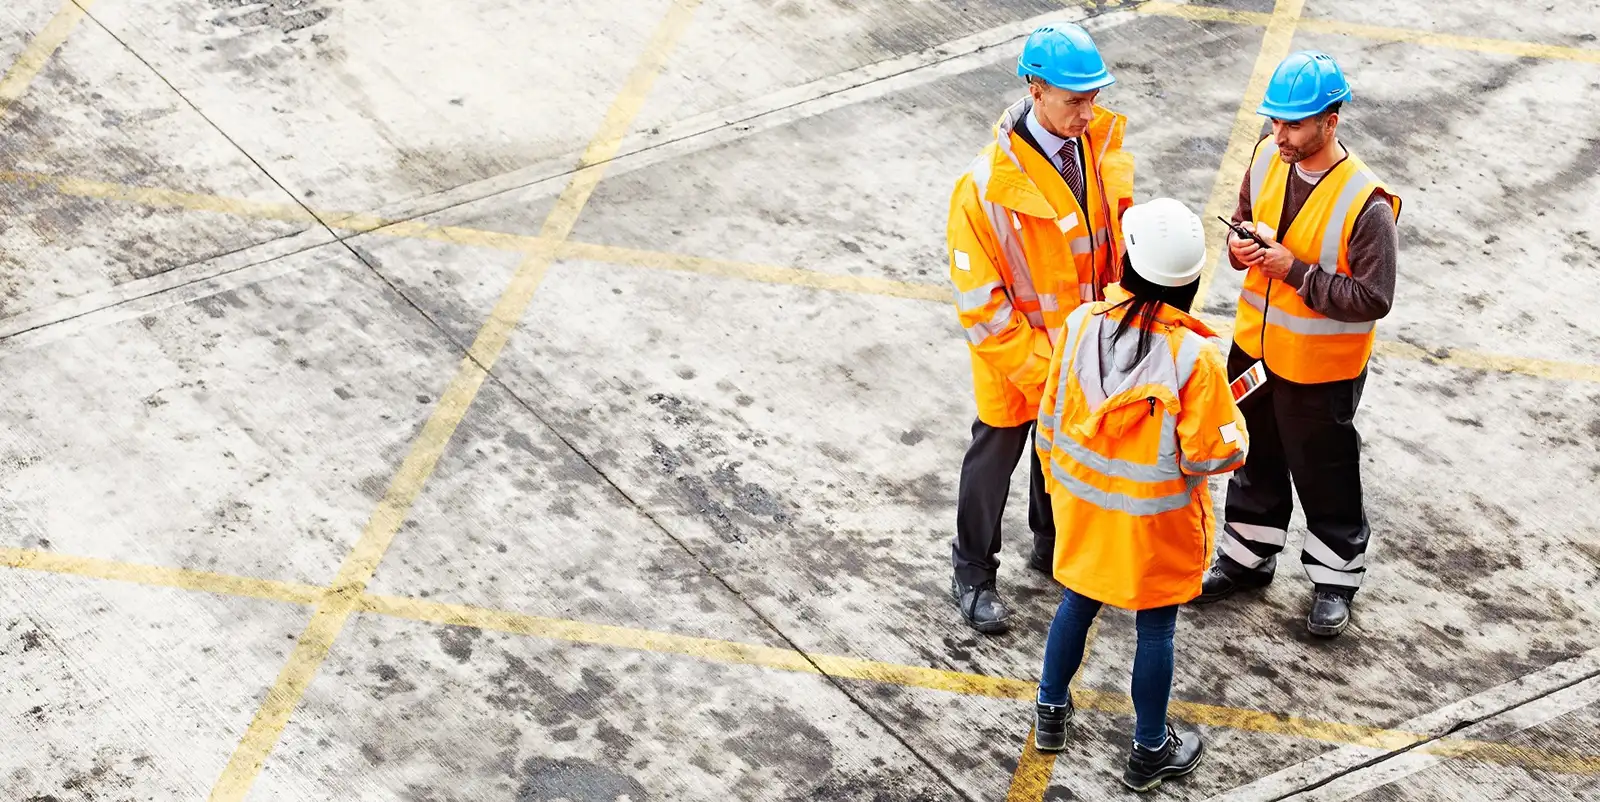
[549,497,578,519]
[436,624,481,664]
[370,663,417,700]
[486,656,616,728]
[20,630,43,651]
[899,429,927,446]
[724,703,835,795]
[516,757,647,802]
[359,743,384,765]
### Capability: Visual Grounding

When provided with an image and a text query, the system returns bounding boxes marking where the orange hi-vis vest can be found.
[1036,287,1250,610]
[947,97,1136,427]
[1233,138,1402,384]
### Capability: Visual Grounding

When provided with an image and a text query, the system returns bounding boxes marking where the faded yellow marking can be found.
[1,170,314,224]
[1185,0,1307,311]
[5,159,1600,384]
[1004,615,1098,800]
[0,546,322,605]
[4,547,1598,776]
[0,0,97,120]
[559,240,951,302]
[1140,2,1600,64]
[203,3,706,800]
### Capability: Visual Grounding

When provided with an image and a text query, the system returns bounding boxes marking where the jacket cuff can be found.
[1285,260,1311,289]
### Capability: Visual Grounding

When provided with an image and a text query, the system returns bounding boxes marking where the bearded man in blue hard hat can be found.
[1188,51,1401,638]
[944,22,1136,635]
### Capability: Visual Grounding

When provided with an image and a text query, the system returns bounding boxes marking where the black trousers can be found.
[1220,343,1371,596]
[951,418,1055,586]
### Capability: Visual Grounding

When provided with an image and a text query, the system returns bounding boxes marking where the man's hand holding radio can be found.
[1227,221,1295,281]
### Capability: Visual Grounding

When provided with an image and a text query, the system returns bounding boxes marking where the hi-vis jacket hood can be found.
[946,98,1135,428]
[1035,286,1249,609]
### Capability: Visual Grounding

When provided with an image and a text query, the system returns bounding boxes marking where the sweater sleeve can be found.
[1296,191,1398,322]
[1227,169,1252,272]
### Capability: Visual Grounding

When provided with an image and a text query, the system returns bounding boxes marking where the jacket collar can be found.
[981,98,1058,219]
[1098,283,1219,340]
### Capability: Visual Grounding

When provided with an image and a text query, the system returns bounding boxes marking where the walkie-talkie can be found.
[1217,216,1271,250]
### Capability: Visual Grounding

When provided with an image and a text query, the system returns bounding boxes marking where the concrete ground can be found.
[3,0,1598,800]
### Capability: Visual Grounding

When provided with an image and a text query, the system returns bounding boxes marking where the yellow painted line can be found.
[1420,738,1600,776]
[0,0,97,119]
[1186,0,1306,311]
[6,160,1600,385]
[1,169,315,224]
[1004,617,1098,800]
[1007,729,1059,800]
[203,3,706,800]
[3,546,1597,776]
[1139,2,1600,64]
[559,240,950,303]
[0,546,322,605]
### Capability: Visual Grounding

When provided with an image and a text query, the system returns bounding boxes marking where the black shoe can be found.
[1190,555,1275,605]
[1028,541,1053,574]
[1122,723,1204,792]
[951,576,1010,635]
[1033,698,1073,752]
[1307,588,1353,637]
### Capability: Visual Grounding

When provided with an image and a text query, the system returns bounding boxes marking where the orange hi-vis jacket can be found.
[1035,286,1250,610]
[1234,137,1402,384]
[947,98,1135,428]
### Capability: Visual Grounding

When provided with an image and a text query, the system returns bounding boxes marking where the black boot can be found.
[1122,723,1203,792]
[951,576,1010,635]
[1307,587,1353,637]
[1033,698,1073,752]
[1027,539,1054,574]
[1190,554,1275,605]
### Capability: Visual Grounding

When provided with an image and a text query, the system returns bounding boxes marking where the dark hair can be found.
[1321,100,1343,118]
[1107,253,1200,366]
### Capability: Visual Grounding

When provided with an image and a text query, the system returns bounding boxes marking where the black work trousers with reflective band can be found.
[951,419,1055,586]
[1219,343,1371,596]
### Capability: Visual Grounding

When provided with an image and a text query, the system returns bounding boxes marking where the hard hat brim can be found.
[1017,66,1116,93]
[1256,88,1352,121]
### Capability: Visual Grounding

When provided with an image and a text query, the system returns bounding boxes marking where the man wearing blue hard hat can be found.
[945,22,1135,637]
[1189,51,1401,638]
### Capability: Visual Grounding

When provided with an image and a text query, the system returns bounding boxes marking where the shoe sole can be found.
[951,583,1010,635]
[1307,618,1349,637]
[1121,743,1204,793]
[1188,579,1273,606]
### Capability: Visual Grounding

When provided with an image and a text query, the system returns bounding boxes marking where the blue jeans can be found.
[1037,587,1178,749]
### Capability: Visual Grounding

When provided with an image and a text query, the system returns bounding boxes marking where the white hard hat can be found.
[1121,197,1206,288]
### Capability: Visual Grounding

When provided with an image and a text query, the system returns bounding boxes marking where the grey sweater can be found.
[1228,157,1399,323]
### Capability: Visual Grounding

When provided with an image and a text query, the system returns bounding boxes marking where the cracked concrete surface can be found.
[3,0,1600,800]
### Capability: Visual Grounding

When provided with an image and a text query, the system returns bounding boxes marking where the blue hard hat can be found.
[1257,50,1352,120]
[1016,23,1114,92]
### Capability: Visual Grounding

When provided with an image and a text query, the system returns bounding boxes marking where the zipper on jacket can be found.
[1147,397,1157,417]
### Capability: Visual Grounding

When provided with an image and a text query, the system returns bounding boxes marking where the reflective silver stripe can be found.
[1219,527,1272,570]
[1068,227,1111,256]
[1317,168,1381,274]
[1227,522,1287,547]
[1035,430,1052,454]
[1038,412,1056,431]
[1250,140,1279,204]
[1302,531,1367,571]
[965,302,1013,345]
[1182,451,1244,474]
[1240,290,1377,336]
[1079,283,1097,302]
[1051,462,1198,516]
[1175,330,1205,391]
[1037,293,1061,312]
[954,281,1005,311]
[972,152,1043,320]
[1304,563,1364,588]
[1054,416,1180,484]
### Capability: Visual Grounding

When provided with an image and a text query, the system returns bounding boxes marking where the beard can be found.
[1279,128,1328,164]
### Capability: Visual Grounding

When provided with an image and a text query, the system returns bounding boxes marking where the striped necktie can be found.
[1057,139,1086,211]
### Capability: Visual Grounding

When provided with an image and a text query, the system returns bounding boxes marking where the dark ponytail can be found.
[1107,253,1200,366]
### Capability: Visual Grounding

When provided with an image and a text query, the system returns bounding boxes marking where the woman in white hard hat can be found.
[1028,197,1250,792]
